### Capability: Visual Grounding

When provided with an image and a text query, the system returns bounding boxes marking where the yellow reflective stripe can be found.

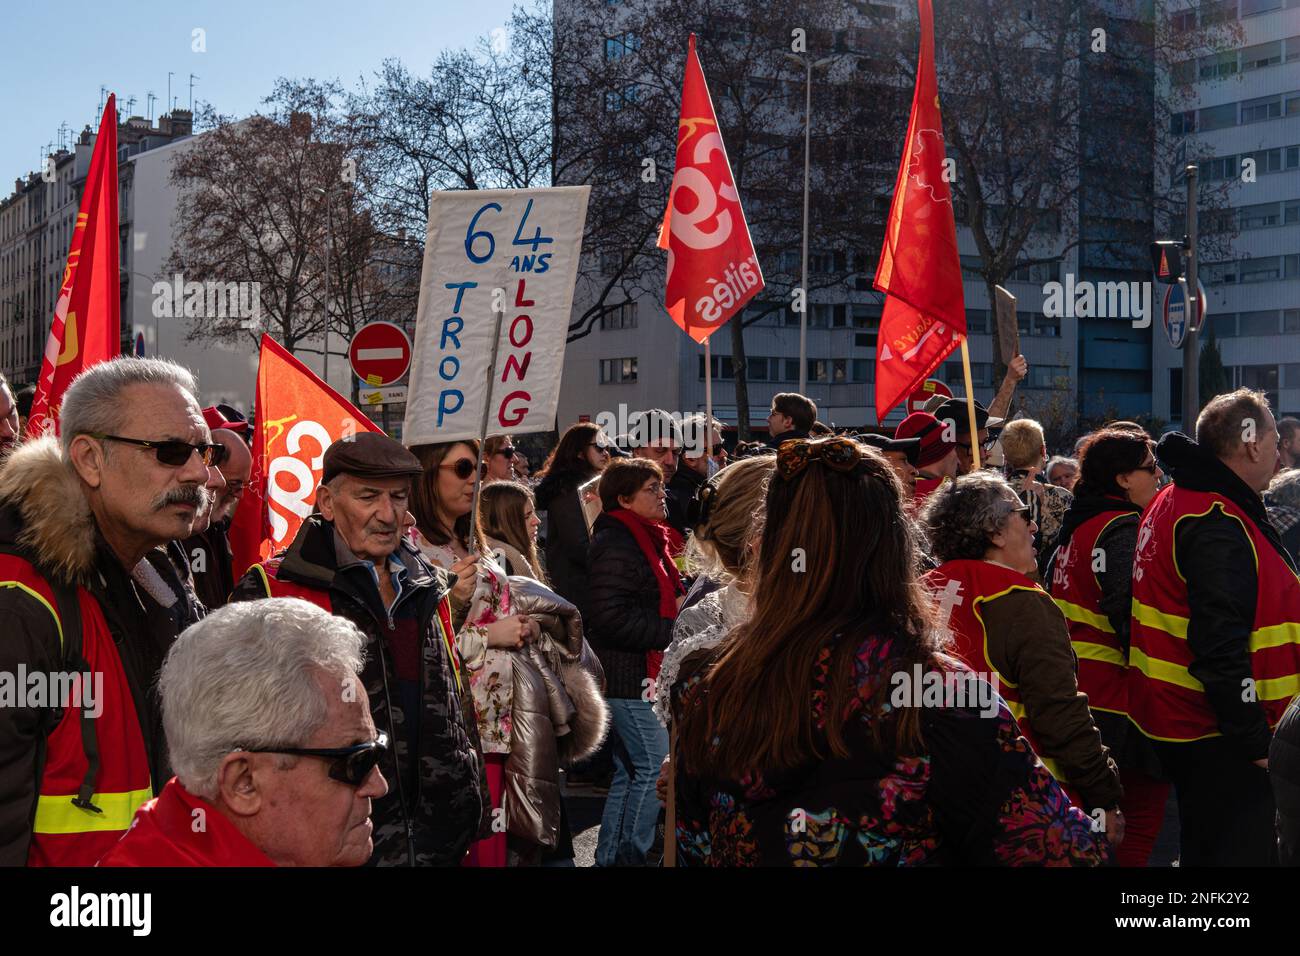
[33,787,152,834]
[1072,641,1127,667]
[250,563,273,598]
[1054,598,1116,634]
[1255,673,1300,702]
[1128,645,1204,692]
[1250,622,1300,653]
[1132,598,1189,639]
[1006,699,1026,721]
[0,581,64,653]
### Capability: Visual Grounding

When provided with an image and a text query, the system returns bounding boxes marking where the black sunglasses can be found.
[242,732,389,787]
[496,446,517,458]
[90,433,218,467]
[441,457,477,480]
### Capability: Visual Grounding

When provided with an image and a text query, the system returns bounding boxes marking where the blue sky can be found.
[1,0,521,190]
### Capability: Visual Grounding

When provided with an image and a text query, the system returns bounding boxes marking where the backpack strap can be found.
[48,579,102,814]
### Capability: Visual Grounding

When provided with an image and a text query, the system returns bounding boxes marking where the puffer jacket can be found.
[504,576,608,848]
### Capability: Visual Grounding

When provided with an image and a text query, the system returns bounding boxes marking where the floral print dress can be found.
[670,631,1111,866]
[418,540,514,755]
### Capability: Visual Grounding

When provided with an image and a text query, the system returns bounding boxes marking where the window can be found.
[1017,313,1032,335]
[1286,309,1300,332]
[749,357,769,381]
[1240,202,1281,229]
[1241,95,1282,123]
[1241,256,1282,282]
[600,301,638,330]
[807,359,829,384]
[1203,261,1237,285]
[1238,310,1280,335]
[599,357,637,384]
[1200,51,1238,79]
[1199,102,1238,130]
[1201,155,1237,180]
[851,305,878,329]
[604,31,641,60]
[943,361,991,387]
[1285,364,1300,386]
[1028,365,1068,389]
[1242,0,1283,13]
[1244,147,1284,173]
[785,358,800,382]
[966,309,990,333]
[1170,368,1183,420]
[1210,313,1238,337]
[1036,314,1061,337]
[1238,365,1280,412]
[1172,59,1196,85]
[852,358,874,382]
[1171,9,1196,33]
[1170,110,1196,135]
[832,358,848,384]
[1201,0,1237,24]
[1241,40,1283,70]
[832,303,847,328]
[604,84,638,112]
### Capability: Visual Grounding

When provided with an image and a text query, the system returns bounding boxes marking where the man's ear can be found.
[216,752,263,819]
[316,481,336,520]
[67,434,107,489]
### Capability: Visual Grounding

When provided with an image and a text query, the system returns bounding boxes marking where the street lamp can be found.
[784,52,835,397]
[314,186,335,390]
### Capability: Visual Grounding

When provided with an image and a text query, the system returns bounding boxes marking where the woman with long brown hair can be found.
[671,437,1110,866]
[480,480,546,581]
[408,439,534,866]
[535,421,613,612]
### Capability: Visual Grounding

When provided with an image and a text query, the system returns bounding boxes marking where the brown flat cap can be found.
[322,432,423,485]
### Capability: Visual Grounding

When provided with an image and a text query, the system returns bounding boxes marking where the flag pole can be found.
[469,299,507,557]
[959,336,982,470]
[704,338,713,433]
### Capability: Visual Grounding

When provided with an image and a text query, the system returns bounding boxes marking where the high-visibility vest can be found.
[927,559,1065,780]
[0,554,153,866]
[247,558,464,693]
[1047,508,1137,717]
[1128,485,1300,742]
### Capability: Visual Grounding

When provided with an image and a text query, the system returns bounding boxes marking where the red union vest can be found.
[0,554,153,866]
[926,559,1065,779]
[1129,484,1300,742]
[1047,507,1137,717]
[247,558,464,694]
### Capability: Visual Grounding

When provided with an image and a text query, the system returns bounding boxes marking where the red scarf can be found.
[608,508,683,682]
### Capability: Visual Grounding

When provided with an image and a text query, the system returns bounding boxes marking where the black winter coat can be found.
[585,511,678,699]
[535,471,595,614]
[230,516,487,866]
[666,464,706,539]
[1272,695,1300,865]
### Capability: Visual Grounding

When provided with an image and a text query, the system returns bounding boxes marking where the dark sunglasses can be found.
[210,442,230,469]
[588,441,612,453]
[242,732,389,787]
[495,446,517,458]
[90,433,218,467]
[441,457,477,480]
[1132,461,1159,474]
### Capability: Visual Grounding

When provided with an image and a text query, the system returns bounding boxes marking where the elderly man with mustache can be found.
[0,357,219,866]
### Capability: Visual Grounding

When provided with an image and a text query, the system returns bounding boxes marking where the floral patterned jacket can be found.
[418,539,515,755]
[671,631,1111,866]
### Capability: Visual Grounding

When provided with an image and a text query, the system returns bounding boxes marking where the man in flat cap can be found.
[230,432,487,866]
[856,432,922,498]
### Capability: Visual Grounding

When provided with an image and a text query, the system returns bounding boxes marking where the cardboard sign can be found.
[994,285,1018,366]
[404,186,591,445]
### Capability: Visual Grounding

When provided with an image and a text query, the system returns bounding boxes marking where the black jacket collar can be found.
[276,515,445,604]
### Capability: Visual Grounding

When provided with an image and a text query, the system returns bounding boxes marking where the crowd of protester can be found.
[2,356,1300,868]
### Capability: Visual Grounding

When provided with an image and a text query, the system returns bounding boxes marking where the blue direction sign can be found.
[1163,279,1207,349]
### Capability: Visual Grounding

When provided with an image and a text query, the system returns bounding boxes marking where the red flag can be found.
[873,0,967,423]
[26,96,121,437]
[662,33,764,344]
[228,335,382,576]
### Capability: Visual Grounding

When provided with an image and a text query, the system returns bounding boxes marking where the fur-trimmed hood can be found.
[0,436,96,584]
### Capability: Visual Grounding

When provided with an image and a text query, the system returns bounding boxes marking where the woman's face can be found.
[621,477,667,522]
[524,500,541,540]
[437,442,478,520]
[583,433,613,472]
[488,440,516,481]
[1118,446,1163,509]
[988,492,1038,575]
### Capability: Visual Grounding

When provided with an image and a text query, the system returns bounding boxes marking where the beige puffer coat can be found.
[503,576,608,849]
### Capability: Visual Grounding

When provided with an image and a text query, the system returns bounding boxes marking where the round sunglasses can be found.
[440,457,477,480]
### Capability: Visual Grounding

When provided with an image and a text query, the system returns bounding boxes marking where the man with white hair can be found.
[0,357,217,866]
[98,599,388,866]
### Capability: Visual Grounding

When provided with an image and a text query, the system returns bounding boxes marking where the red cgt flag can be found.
[26,95,121,437]
[874,0,967,423]
[228,335,382,576]
[661,33,764,344]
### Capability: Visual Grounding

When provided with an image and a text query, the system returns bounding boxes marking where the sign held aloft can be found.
[404,186,591,445]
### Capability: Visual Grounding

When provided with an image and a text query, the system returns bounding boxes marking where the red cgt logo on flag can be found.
[661,33,764,344]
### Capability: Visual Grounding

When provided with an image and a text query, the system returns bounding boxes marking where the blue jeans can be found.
[596,698,669,867]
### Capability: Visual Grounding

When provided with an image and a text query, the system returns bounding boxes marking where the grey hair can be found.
[160,598,366,800]
[59,357,199,457]
[919,471,1022,563]
[1268,468,1300,511]
[1046,456,1078,480]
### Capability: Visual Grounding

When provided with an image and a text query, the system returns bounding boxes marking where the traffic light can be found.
[1150,240,1184,284]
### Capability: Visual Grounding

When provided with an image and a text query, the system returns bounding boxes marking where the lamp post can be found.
[785,52,834,396]
[314,186,335,391]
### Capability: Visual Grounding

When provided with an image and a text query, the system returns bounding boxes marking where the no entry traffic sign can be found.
[908,379,952,415]
[349,322,412,386]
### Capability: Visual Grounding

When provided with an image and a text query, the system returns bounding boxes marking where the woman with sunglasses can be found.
[1045,428,1169,866]
[408,440,538,867]
[587,457,684,866]
[669,438,1108,865]
[483,435,518,485]
[535,422,613,613]
[920,472,1124,847]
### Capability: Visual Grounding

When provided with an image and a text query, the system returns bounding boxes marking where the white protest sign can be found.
[404,186,591,445]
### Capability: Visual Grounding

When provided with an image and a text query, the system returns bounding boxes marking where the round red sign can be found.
[907,379,952,415]
[349,322,412,387]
